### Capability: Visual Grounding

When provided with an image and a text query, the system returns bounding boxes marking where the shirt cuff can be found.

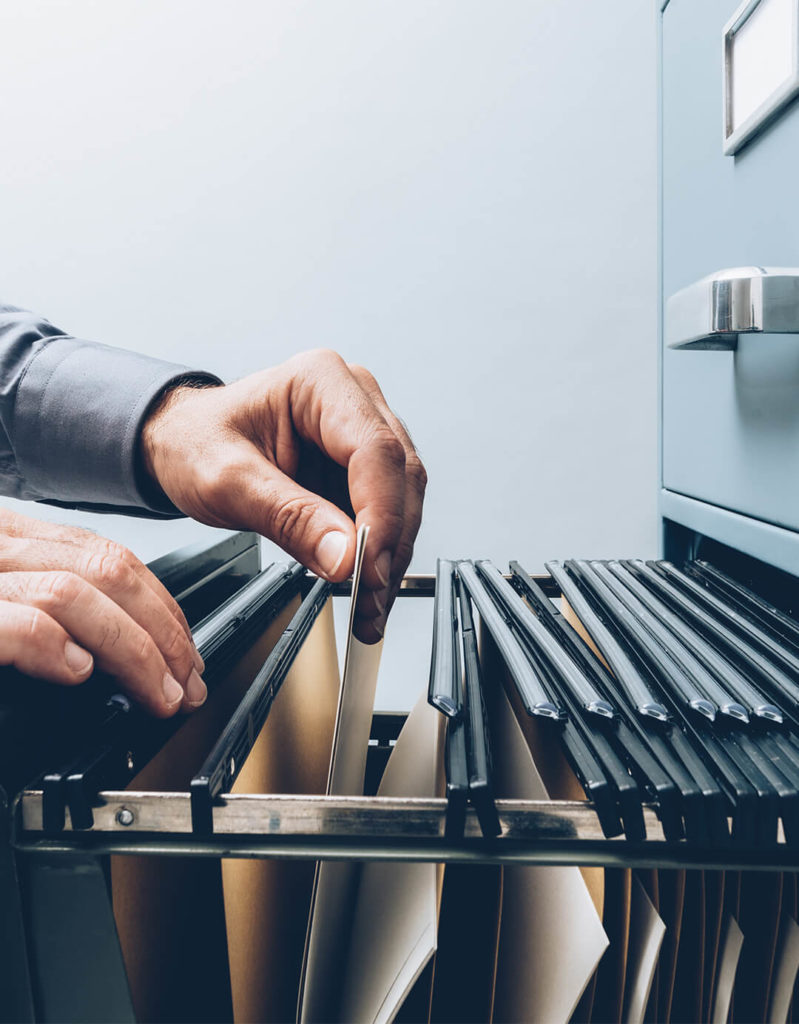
[13,336,222,515]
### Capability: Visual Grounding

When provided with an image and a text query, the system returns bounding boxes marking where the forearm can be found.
[0,303,220,516]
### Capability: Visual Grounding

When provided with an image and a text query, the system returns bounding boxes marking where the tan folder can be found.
[221,597,341,1023]
[111,597,298,1024]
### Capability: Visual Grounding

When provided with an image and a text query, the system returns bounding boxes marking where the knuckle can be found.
[37,571,83,609]
[132,631,159,672]
[374,433,406,471]
[268,494,319,543]
[394,538,415,573]
[24,607,48,642]
[349,363,377,389]
[308,347,345,366]
[406,455,428,493]
[300,348,348,381]
[161,621,190,664]
[87,551,135,592]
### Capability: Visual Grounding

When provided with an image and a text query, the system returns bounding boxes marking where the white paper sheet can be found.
[767,912,799,1024]
[622,875,667,1024]
[339,691,444,1024]
[299,525,384,1023]
[711,914,744,1024]
[490,675,609,1024]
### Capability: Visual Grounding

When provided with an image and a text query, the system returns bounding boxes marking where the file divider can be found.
[457,573,502,839]
[691,560,799,656]
[546,561,669,722]
[629,561,789,722]
[604,561,750,723]
[427,559,462,719]
[459,561,563,721]
[509,561,685,842]
[190,577,332,835]
[658,561,799,685]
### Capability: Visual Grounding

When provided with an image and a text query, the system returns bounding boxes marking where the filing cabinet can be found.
[661,0,799,551]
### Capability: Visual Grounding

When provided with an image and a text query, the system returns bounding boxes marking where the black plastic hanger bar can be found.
[507,611,642,839]
[458,561,563,720]
[443,714,468,839]
[692,560,799,656]
[191,577,332,835]
[657,561,799,684]
[509,562,684,841]
[427,559,462,719]
[604,562,749,722]
[556,562,732,844]
[475,560,614,719]
[546,561,668,721]
[457,576,501,838]
[576,560,719,722]
[629,561,787,722]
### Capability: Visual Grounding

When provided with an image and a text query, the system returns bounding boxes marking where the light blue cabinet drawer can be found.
[661,0,799,532]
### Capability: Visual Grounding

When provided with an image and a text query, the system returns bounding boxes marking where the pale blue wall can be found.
[0,1,658,708]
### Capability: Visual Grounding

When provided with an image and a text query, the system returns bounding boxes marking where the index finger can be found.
[285,351,409,591]
[348,365,427,589]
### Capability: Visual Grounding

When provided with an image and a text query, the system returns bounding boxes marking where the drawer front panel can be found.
[662,0,799,530]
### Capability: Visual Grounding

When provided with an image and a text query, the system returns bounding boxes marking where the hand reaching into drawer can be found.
[140,349,427,643]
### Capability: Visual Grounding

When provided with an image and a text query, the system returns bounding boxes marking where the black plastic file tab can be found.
[191,577,331,835]
[457,576,501,839]
[475,560,613,720]
[428,559,462,719]
[458,561,562,721]
[546,561,668,722]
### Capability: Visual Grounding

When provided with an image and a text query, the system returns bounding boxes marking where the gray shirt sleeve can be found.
[0,303,222,517]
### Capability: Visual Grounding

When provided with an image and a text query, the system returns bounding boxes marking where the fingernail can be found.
[316,531,349,577]
[186,668,207,707]
[162,671,184,707]
[373,586,389,615]
[193,647,205,673]
[375,550,391,587]
[64,640,93,675]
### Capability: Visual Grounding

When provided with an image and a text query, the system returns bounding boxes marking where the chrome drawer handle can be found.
[666,266,799,350]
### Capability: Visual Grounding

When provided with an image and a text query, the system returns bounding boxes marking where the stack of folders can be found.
[107,535,799,1024]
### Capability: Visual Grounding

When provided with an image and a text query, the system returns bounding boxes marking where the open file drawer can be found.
[11,532,799,1022]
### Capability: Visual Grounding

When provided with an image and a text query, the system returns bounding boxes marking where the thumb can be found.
[218,458,357,581]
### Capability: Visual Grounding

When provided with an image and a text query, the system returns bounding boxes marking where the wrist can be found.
[138,374,222,500]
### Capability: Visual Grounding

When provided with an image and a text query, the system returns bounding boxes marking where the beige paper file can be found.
[622,875,666,1024]
[111,597,298,1024]
[221,598,341,1023]
[767,913,799,1024]
[490,669,609,1024]
[299,525,384,1023]
[338,691,445,1024]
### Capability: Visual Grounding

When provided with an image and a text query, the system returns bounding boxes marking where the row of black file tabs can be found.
[427,557,799,850]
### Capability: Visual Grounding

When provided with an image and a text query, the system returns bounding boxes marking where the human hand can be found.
[0,508,205,716]
[141,350,427,643]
